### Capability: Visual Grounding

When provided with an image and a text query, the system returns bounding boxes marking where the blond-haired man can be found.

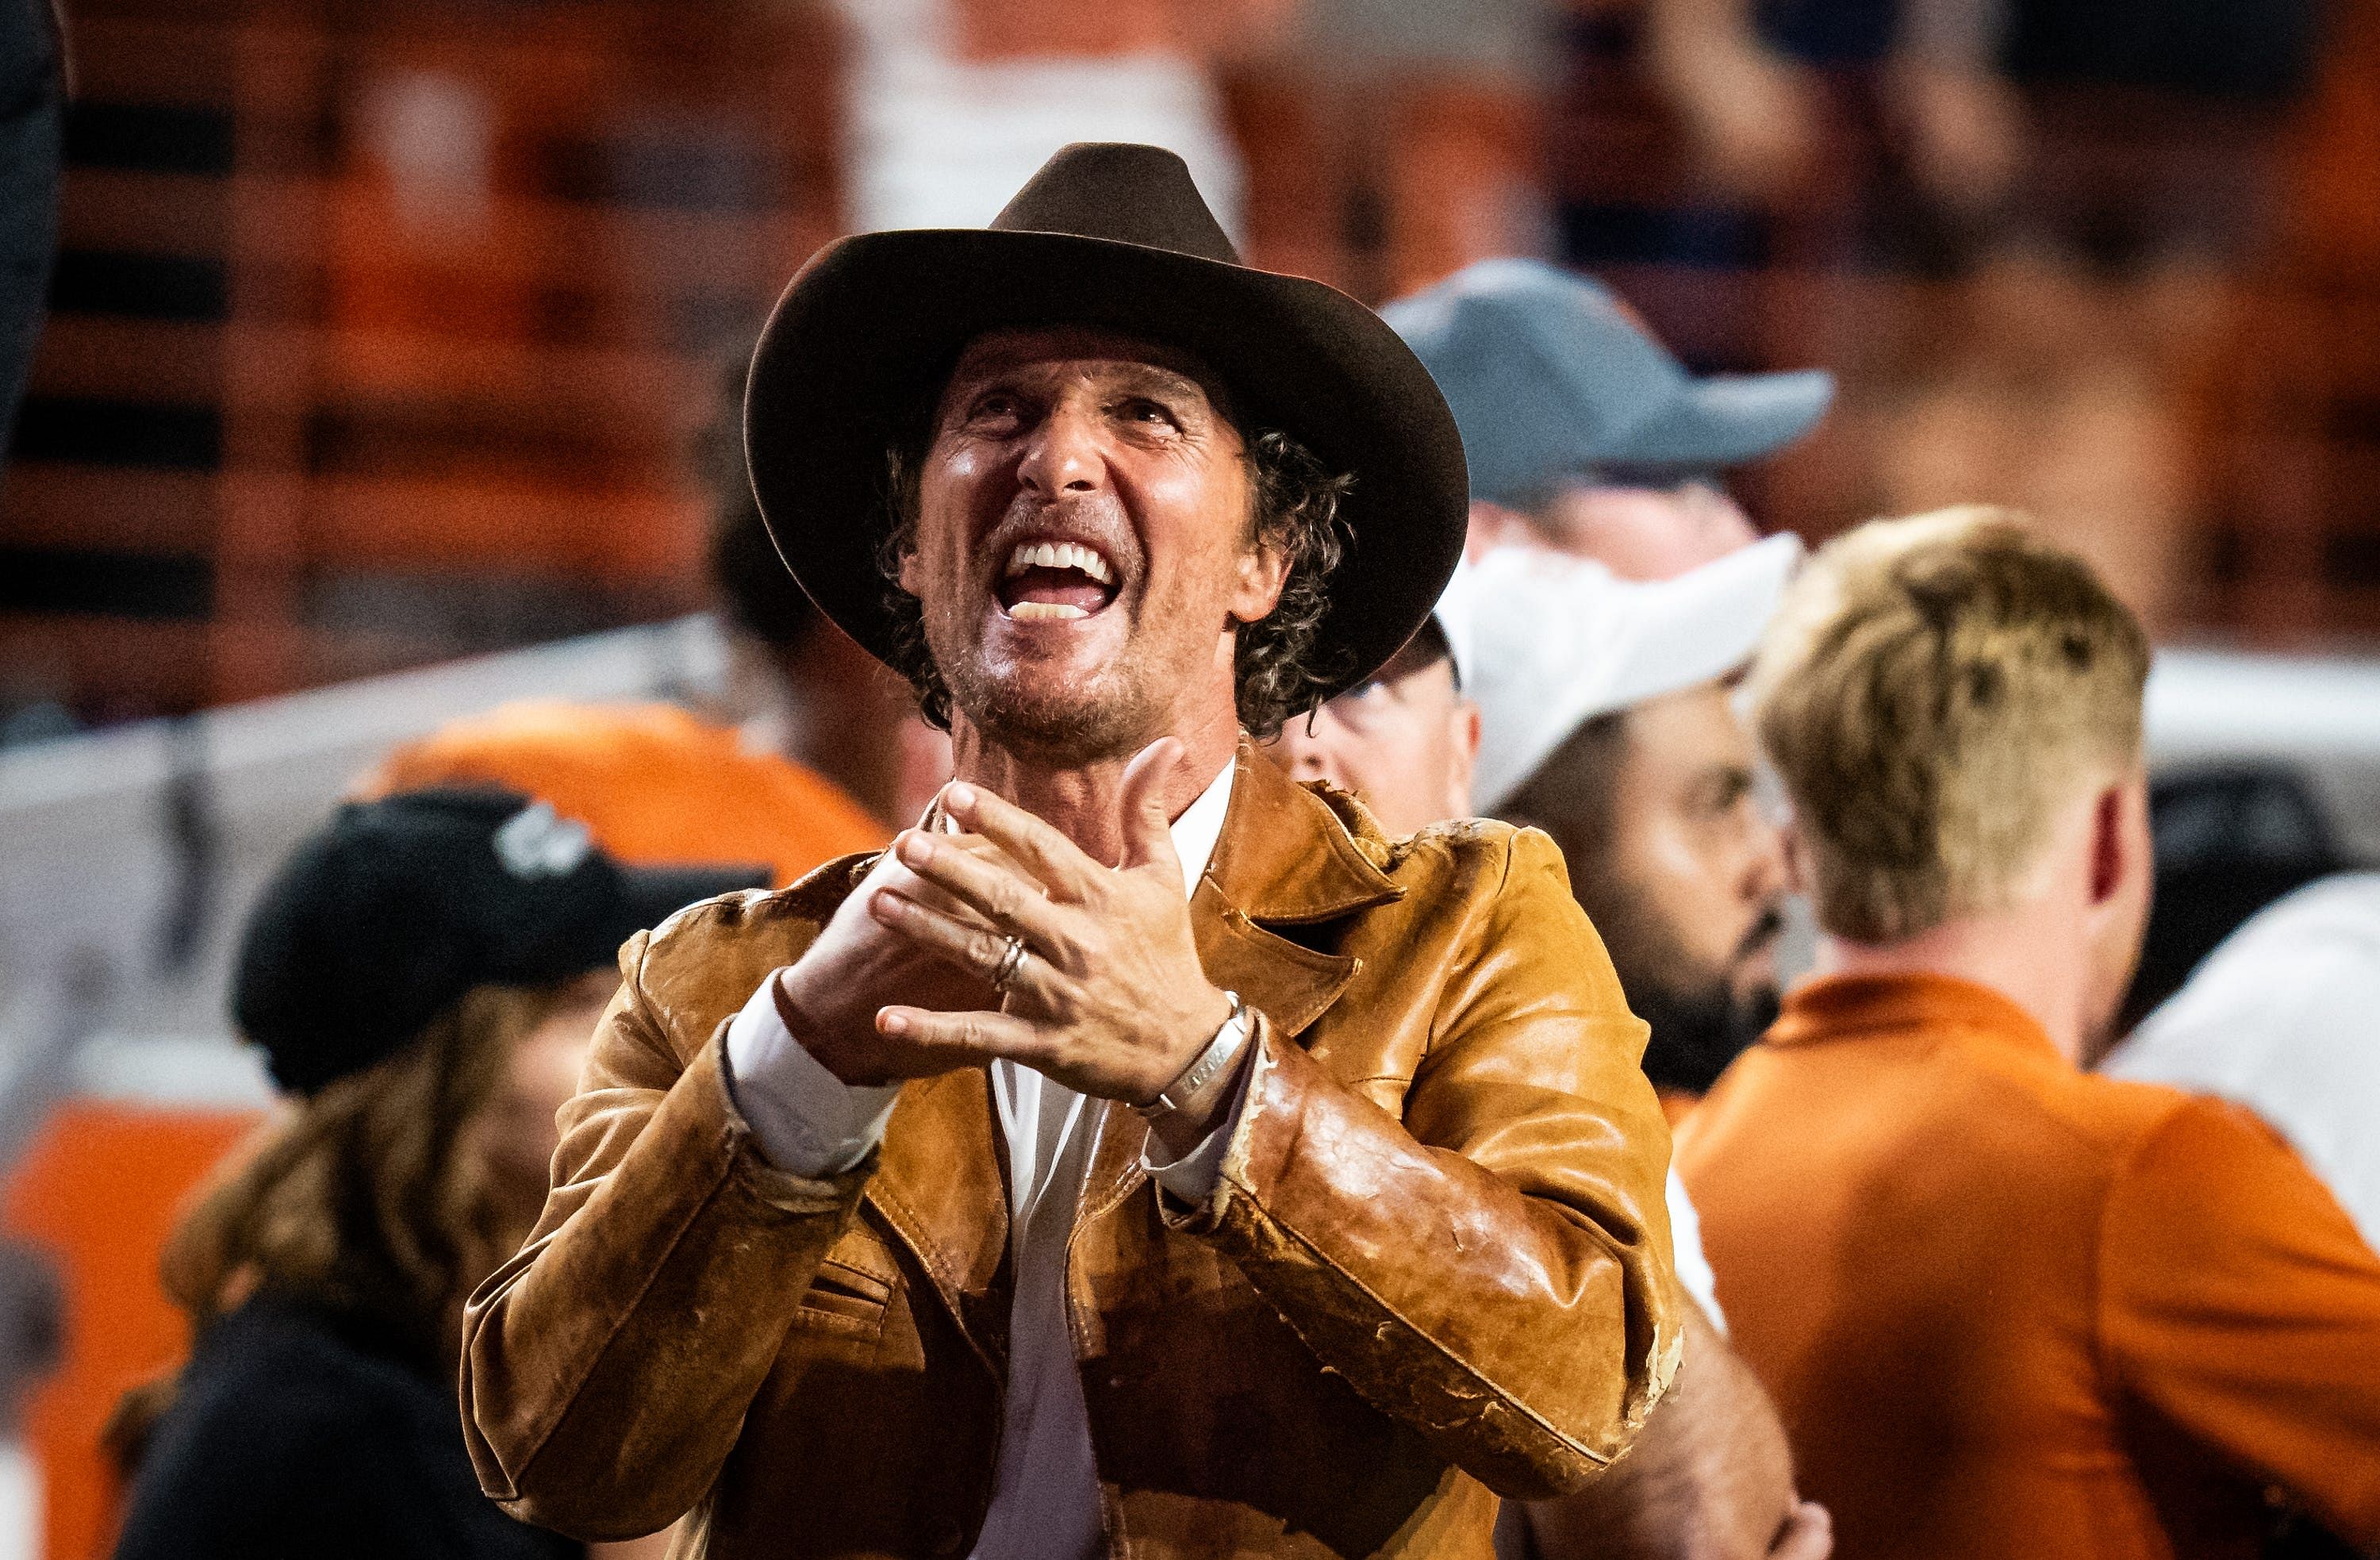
[1679,508,2380,1560]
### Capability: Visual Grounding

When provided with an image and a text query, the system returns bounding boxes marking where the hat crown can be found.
[990,142,1238,264]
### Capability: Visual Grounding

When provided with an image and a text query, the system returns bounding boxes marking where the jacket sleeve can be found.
[459,912,872,1541]
[2100,1097,2380,1550]
[1173,826,1684,1500]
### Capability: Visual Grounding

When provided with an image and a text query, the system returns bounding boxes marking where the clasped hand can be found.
[777,740,1234,1119]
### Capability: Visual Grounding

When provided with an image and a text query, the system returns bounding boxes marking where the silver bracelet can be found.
[1134,991,1249,1120]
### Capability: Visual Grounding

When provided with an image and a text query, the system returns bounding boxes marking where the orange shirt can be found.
[1679,971,2380,1560]
[363,700,887,885]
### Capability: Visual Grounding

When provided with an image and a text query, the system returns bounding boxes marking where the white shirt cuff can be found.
[1139,1038,1258,1201]
[723,974,901,1176]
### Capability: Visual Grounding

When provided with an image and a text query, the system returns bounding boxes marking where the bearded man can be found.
[459,144,1682,1560]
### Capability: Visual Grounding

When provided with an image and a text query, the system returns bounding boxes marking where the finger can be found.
[869,885,1058,1001]
[869,843,998,929]
[869,884,1019,979]
[1117,737,1185,875]
[890,829,1066,950]
[877,1005,1053,1068]
[939,782,1101,900]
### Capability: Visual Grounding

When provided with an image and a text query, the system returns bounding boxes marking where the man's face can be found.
[1515,682,1791,1094]
[1270,635,1480,836]
[1530,476,1758,582]
[900,327,1289,762]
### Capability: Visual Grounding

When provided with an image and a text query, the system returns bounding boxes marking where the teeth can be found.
[1003,540,1115,585]
[1008,602,1088,621]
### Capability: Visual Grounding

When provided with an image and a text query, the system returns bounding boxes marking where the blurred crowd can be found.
[2,4,2379,1560]
[6,0,2380,740]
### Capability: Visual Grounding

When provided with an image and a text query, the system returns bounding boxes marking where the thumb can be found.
[1117,737,1184,874]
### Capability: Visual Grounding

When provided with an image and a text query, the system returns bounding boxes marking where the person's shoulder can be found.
[141,1301,430,1486]
[1295,780,1562,917]
[367,698,683,786]
[2109,1090,2324,1210]
[631,850,875,1018]
[1994,1058,2203,1173]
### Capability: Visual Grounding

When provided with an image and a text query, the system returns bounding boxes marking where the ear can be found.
[2088,767,2150,909]
[1228,536,1293,625]
[1448,698,1481,817]
[2089,786,2121,905]
[896,549,923,597]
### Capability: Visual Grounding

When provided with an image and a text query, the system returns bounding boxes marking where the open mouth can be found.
[997,539,1119,621]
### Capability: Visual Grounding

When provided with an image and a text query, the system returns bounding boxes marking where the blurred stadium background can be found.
[3,0,2380,1554]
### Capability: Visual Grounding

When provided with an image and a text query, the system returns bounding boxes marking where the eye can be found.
[965,392,1023,428]
[1699,770,1754,818]
[1117,398,1180,430]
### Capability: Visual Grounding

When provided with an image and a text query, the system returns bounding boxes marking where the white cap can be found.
[1461,533,1804,811]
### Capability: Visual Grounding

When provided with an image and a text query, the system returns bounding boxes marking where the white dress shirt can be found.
[2104,871,2380,1255]
[724,762,1240,1560]
[1665,1169,1724,1332]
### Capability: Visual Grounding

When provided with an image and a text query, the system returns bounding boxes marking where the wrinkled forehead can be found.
[938,325,1241,425]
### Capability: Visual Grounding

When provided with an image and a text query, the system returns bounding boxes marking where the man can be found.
[1683,507,2380,1558]
[460,144,1683,1559]
[1380,258,1832,578]
[1472,542,1800,1116]
[1274,566,1831,1560]
[1384,260,1820,1113]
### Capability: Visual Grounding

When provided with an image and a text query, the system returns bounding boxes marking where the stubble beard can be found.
[926,610,1169,767]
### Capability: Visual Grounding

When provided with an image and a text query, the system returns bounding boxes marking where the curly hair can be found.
[877,425,1355,741]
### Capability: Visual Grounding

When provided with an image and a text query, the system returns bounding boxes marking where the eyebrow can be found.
[945,351,1214,406]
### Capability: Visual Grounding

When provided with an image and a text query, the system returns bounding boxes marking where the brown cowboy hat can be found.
[743,141,1468,701]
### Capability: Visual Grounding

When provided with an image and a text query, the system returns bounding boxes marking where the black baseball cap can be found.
[234,788,768,1095]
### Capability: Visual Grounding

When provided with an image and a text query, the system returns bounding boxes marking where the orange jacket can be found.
[1679,971,2380,1560]
[362,700,886,886]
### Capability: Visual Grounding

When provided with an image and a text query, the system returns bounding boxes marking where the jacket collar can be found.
[869,737,1407,1358]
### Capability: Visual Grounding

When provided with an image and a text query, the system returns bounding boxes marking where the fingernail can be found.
[946,782,977,812]
[879,1009,909,1036]
[896,832,931,865]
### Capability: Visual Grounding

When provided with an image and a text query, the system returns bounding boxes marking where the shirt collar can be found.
[1169,758,1235,897]
[931,755,1234,903]
[1768,970,2062,1064]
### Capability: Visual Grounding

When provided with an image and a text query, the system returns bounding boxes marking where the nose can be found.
[1017,401,1106,498]
[1740,801,1790,910]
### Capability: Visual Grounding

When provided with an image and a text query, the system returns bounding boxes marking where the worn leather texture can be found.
[461,741,1683,1559]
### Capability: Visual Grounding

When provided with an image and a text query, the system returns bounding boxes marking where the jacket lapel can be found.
[867,1032,1013,1373]
[1078,740,1405,1219]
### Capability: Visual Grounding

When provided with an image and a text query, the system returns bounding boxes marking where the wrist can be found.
[1137,991,1250,1145]
[773,966,873,1085]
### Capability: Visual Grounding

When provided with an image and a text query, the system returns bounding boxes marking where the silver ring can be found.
[990,934,1029,993]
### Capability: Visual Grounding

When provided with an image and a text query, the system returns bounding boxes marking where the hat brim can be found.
[1472,535,1803,812]
[746,228,1471,702]
[1615,370,1834,469]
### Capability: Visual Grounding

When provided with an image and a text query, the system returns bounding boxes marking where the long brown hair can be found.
[109,982,562,1470]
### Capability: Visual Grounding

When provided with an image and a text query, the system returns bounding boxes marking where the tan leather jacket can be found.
[462,743,1683,1559]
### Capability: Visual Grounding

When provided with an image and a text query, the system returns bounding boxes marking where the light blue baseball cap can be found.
[1381,258,1834,509]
